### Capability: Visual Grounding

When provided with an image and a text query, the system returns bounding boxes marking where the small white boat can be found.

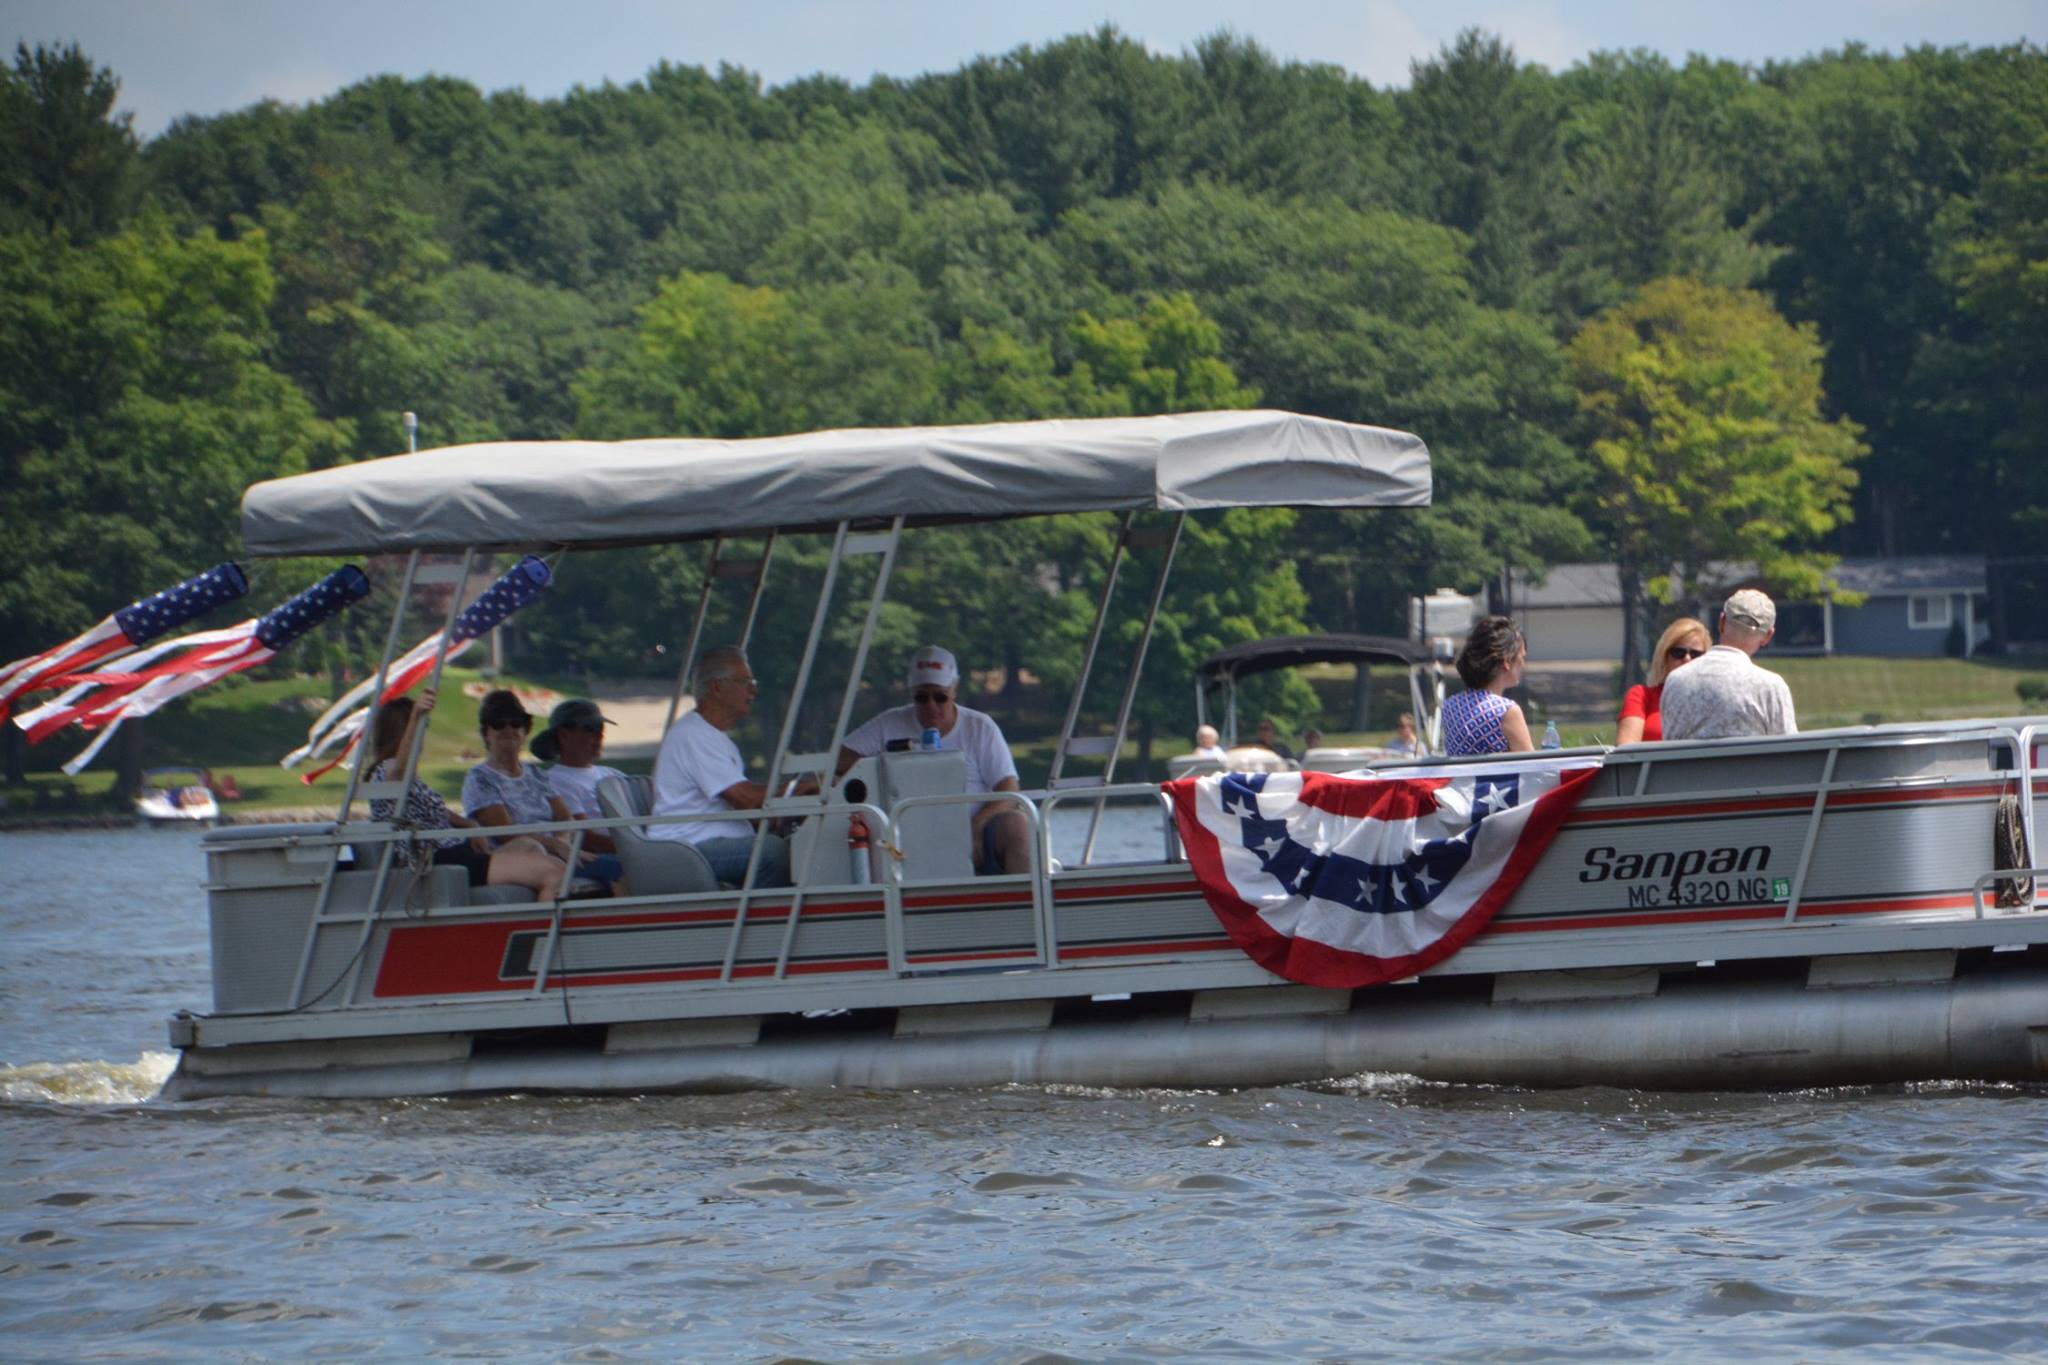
[160,412,2048,1099]
[136,766,218,826]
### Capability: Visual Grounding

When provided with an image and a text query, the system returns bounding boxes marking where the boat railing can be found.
[1601,719,2043,924]
[228,717,2048,1016]
[270,799,899,1008]
[1036,782,1183,870]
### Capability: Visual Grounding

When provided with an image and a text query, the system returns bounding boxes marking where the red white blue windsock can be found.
[17,567,371,772]
[283,556,554,779]
[0,562,248,726]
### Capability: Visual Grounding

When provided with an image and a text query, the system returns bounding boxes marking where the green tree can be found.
[1055,184,1590,623]
[0,42,137,238]
[1732,44,2048,552]
[1552,52,1775,323]
[1397,30,1563,311]
[0,218,335,776]
[1567,278,1866,681]
[1923,140,2048,640]
[1065,293,1259,415]
[255,164,452,460]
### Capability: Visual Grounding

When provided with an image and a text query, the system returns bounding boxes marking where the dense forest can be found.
[2,29,2044,766]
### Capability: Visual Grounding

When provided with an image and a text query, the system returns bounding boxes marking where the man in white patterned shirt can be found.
[1659,589,1798,741]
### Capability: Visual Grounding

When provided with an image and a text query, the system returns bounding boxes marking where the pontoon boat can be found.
[163,413,2048,1098]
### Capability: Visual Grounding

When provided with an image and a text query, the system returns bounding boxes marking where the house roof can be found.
[1508,563,1622,608]
[1825,556,1986,596]
[1511,556,1987,607]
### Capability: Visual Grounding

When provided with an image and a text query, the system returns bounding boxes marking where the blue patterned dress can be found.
[1440,689,1514,756]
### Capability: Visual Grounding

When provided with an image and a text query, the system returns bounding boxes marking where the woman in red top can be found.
[1617,617,1710,744]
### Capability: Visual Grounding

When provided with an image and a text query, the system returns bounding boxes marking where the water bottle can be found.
[920,726,941,751]
[1541,719,1561,750]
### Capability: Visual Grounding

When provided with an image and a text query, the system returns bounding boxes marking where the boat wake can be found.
[0,1051,177,1105]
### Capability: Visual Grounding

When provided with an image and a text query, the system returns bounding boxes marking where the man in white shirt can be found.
[1192,725,1228,762]
[1659,589,1799,741]
[836,645,1028,874]
[651,645,813,887]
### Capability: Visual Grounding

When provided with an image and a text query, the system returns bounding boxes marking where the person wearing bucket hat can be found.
[534,699,622,819]
[1659,588,1797,741]
[835,645,1028,874]
[530,698,628,892]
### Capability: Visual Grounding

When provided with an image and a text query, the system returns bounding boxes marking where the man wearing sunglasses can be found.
[1659,589,1798,741]
[836,645,1028,875]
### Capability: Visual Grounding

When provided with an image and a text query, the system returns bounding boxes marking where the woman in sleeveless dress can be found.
[1439,616,1535,756]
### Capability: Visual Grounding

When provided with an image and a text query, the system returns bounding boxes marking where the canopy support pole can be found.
[772,516,904,980]
[1082,513,1184,866]
[332,549,475,1010]
[1047,512,1134,792]
[723,522,856,984]
[665,533,777,735]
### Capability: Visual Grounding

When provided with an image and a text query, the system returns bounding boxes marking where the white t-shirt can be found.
[842,703,1019,796]
[651,712,748,845]
[1659,645,1798,740]
[546,762,627,819]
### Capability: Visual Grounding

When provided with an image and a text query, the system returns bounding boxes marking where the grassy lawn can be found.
[1771,654,2048,730]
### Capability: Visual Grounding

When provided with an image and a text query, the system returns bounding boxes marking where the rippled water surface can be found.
[4,827,2045,1360]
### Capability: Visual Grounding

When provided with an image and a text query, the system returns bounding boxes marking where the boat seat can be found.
[597,775,722,895]
[324,864,536,911]
[327,864,472,914]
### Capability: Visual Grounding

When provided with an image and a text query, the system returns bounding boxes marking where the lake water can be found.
[3,824,2045,1359]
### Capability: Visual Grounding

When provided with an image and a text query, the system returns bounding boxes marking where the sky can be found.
[7,0,2043,138]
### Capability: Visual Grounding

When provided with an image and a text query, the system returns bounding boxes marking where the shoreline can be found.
[0,806,337,834]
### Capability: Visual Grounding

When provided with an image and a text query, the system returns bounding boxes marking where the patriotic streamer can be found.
[14,567,371,773]
[0,563,248,725]
[282,555,553,781]
[1166,757,1600,988]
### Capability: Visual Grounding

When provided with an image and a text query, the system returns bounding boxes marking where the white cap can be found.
[908,645,958,691]
[1723,588,1777,632]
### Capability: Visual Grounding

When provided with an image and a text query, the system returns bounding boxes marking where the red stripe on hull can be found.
[1569,782,2011,826]
[1486,891,1979,935]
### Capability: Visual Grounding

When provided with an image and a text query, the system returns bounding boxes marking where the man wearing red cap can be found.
[836,645,1028,874]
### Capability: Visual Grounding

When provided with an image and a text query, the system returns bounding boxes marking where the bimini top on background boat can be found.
[164,411,2048,1100]
[1177,633,1439,777]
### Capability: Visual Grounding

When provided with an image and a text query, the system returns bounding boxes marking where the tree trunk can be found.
[1136,717,1154,783]
[1618,561,1645,688]
[1349,664,1372,730]
[117,716,145,798]
[3,721,23,786]
[1003,637,1022,722]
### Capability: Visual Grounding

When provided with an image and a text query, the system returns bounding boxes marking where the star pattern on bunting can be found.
[1225,770,1536,917]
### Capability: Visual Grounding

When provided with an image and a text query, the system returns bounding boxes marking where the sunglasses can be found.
[1666,646,1705,662]
[912,690,951,705]
[490,718,532,732]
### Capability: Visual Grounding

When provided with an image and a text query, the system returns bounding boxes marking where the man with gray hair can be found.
[1658,589,1798,741]
[650,644,814,886]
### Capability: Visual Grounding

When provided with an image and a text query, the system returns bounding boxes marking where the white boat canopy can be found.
[240,410,1430,556]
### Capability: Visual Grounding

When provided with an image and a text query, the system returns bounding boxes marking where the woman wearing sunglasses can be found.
[461,688,597,882]
[1616,618,1711,744]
